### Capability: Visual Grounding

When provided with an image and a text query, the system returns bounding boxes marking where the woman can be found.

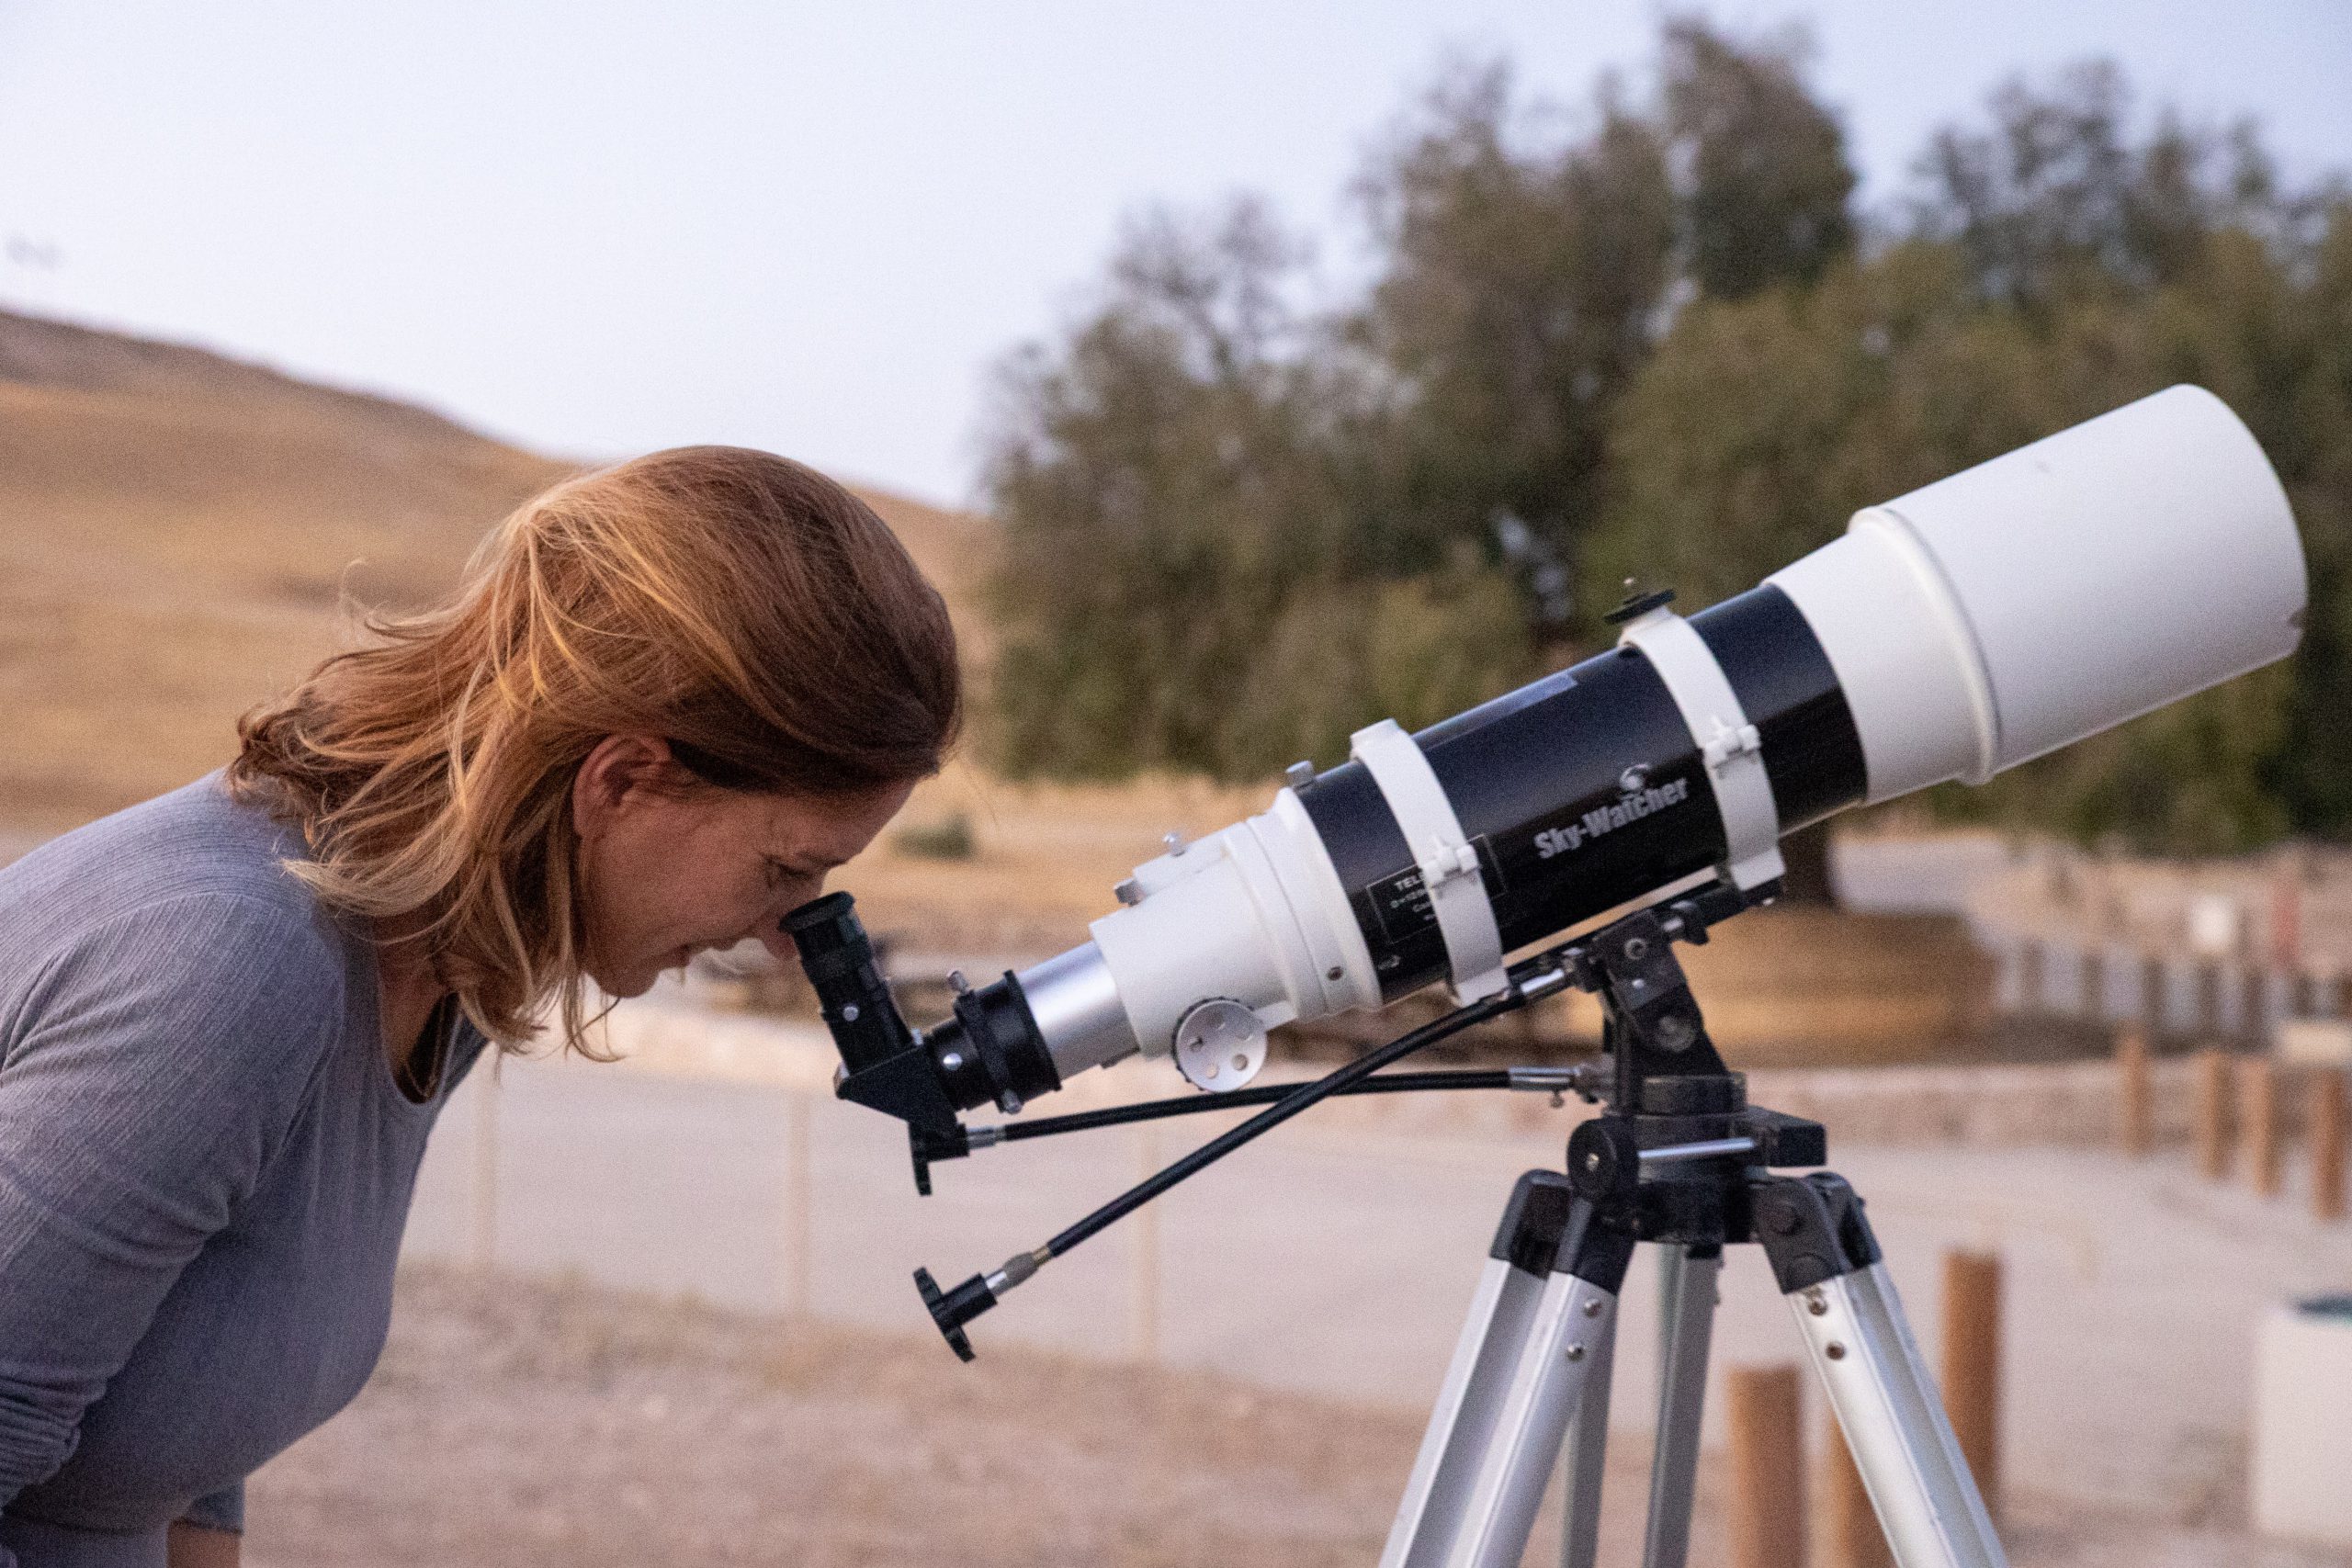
[0,448,960,1566]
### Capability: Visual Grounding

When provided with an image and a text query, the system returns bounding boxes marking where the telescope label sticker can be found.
[1363,836,1504,949]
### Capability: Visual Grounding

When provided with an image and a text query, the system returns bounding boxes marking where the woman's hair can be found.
[229,446,962,1051]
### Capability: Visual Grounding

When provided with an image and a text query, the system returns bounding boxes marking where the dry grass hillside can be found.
[0,308,992,836]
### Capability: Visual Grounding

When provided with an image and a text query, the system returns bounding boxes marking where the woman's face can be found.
[571,737,915,998]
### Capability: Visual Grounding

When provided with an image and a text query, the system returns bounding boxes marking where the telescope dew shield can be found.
[1769,384,2307,800]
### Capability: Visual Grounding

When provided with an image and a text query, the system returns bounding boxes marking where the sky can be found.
[1,1,2347,507]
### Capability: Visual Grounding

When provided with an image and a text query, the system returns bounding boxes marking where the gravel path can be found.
[241,1265,2348,1567]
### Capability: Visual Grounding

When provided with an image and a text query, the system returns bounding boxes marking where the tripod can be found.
[1379,904,2006,1568]
[885,884,2007,1567]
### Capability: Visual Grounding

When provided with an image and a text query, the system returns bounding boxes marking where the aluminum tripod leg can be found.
[1383,1173,1634,1568]
[1759,1175,2008,1568]
[1554,1283,1614,1568]
[1640,1244,1720,1568]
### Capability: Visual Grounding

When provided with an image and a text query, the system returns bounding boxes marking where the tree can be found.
[1661,17,1857,300]
[1351,59,1674,629]
[1909,60,2305,313]
[981,29,2352,874]
[1592,63,2352,856]
[983,199,1532,780]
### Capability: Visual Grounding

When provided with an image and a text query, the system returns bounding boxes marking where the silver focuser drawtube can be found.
[1012,942,1137,1078]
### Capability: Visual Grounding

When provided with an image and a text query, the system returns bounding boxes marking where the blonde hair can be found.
[230,447,962,1051]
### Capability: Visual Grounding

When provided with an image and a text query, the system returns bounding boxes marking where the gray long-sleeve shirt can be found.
[0,773,485,1566]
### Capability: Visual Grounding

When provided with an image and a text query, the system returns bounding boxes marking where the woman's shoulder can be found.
[0,773,357,1024]
[5,772,324,915]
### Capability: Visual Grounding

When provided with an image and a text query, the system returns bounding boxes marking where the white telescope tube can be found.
[1769,385,2306,799]
[930,386,2309,1113]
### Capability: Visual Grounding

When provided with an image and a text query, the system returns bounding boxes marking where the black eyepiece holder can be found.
[783,892,1063,1137]
[781,892,961,1134]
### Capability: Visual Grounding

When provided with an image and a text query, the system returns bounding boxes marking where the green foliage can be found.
[1910,61,2309,313]
[892,813,977,862]
[1596,78,2352,854]
[988,17,1847,782]
[983,199,1457,780]
[981,22,2352,859]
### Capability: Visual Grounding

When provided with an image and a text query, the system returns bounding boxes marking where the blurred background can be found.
[6,3,2352,1564]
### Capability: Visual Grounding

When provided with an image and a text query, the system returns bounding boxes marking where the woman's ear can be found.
[571,735,677,843]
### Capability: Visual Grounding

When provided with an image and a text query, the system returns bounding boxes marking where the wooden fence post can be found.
[2193,1047,2233,1181]
[2141,953,2168,1038]
[1726,1364,1805,1568]
[469,1061,499,1272]
[1941,1251,2003,1520]
[2198,961,2226,1037]
[2314,1068,2347,1224]
[2243,967,2273,1047]
[2115,1026,2152,1157]
[2241,1055,2281,1199]
[1819,1421,1894,1568]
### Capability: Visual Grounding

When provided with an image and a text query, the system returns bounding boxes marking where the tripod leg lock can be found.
[1750,1172,1882,1293]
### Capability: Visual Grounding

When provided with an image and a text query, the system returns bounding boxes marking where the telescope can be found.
[791,384,2306,1133]
[786,385,2306,1568]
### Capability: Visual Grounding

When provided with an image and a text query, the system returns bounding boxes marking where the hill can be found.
[0,308,990,834]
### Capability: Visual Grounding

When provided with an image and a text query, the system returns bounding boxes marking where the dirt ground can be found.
[242,1264,2350,1568]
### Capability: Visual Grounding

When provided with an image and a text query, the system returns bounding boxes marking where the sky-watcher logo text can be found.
[1532,775,1691,860]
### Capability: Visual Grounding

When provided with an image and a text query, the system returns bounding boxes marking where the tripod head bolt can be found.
[1567,1119,1641,1200]
[1750,1173,1883,1292]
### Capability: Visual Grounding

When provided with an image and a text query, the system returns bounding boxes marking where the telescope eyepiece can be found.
[785,892,1060,1130]
[781,892,910,1074]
